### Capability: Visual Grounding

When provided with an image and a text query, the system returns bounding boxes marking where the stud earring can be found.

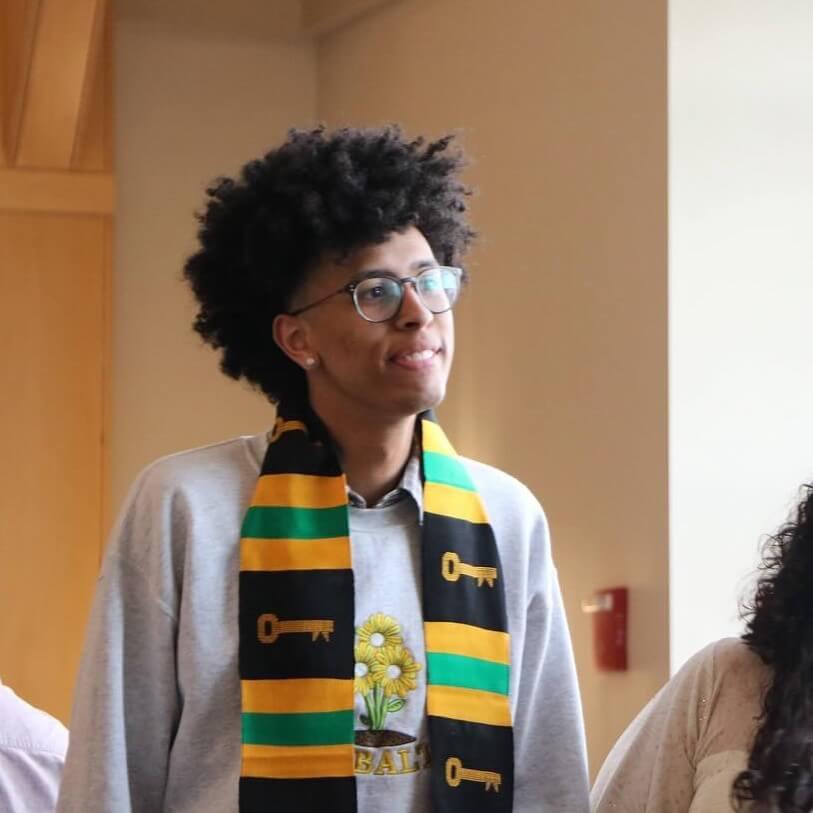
[304,357,317,369]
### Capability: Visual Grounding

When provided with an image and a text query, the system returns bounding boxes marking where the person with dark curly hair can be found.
[591,483,813,812]
[56,126,589,813]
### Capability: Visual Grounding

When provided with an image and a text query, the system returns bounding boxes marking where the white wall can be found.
[113,3,317,511]
[669,0,813,670]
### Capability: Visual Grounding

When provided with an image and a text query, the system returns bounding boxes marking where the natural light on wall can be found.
[669,0,813,672]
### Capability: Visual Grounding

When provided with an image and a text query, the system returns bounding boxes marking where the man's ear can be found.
[273,313,319,371]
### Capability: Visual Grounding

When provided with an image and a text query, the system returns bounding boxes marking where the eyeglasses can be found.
[288,266,464,323]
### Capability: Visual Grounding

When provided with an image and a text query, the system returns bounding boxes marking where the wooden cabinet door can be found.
[0,211,109,723]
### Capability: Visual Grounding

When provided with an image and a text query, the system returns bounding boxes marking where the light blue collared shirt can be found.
[346,447,424,523]
[0,681,68,813]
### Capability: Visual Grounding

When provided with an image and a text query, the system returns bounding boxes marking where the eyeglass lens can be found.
[354,268,460,322]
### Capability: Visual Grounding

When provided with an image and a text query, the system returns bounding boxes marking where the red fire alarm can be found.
[581,587,628,671]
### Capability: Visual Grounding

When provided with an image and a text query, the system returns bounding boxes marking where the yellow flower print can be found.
[354,643,377,696]
[371,645,421,698]
[357,613,402,650]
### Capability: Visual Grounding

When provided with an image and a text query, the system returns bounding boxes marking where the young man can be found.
[57,127,589,812]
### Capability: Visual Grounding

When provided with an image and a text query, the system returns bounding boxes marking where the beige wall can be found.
[113,4,316,510]
[317,0,669,773]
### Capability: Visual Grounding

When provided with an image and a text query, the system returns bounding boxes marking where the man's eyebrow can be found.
[412,258,439,270]
[354,259,439,278]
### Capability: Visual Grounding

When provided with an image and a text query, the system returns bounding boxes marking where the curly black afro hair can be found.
[183,125,475,405]
[733,484,813,811]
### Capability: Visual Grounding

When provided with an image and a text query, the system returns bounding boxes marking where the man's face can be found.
[287,226,455,423]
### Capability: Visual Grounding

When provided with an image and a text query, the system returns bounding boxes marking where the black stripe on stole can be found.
[259,429,343,477]
[427,718,514,812]
[240,777,357,812]
[239,570,354,679]
[421,514,508,632]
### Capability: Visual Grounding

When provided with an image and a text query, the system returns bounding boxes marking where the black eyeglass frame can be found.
[287,266,465,323]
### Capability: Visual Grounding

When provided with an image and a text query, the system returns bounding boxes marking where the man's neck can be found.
[309,400,417,505]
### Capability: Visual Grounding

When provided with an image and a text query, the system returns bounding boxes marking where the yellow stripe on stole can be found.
[427,685,512,727]
[250,473,347,509]
[424,621,510,665]
[423,481,488,524]
[242,743,354,779]
[242,678,353,714]
[268,419,308,444]
[421,419,458,456]
[240,536,352,571]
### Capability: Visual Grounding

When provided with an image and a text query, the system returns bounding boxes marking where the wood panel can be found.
[0,212,108,722]
[0,1,6,164]
[1,0,41,167]
[12,0,105,169]
[0,167,114,214]
[72,0,111,172]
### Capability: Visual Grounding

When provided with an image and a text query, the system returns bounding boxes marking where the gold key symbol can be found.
[257,613,334,644]
[441,551,498,587]
[445,757,502,792]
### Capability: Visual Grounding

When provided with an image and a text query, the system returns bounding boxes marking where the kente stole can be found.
[238,408,514,811]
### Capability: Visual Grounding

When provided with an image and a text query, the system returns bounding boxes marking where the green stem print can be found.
[364,684,406,729]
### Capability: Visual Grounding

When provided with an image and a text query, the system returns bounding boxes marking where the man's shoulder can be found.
[0,685,68,756]
[107,433,268,579]
[130,433,266,501]
[458,456,547,538]
[459,457,542,512]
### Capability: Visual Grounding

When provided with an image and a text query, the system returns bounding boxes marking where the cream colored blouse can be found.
[591,638,771,812]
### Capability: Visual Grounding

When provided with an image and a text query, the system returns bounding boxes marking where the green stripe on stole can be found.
[422,450,477,491]
[242,710,355,747]
[241,505,348,539]
[425,652,510,695]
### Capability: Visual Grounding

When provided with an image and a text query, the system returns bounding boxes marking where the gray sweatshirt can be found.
[57,433,589,812]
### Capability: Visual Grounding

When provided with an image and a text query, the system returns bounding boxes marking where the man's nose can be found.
[395,280,433,329]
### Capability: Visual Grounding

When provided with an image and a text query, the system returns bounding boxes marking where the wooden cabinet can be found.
[0,212,110,722]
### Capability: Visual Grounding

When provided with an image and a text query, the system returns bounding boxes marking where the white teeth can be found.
[400,349,435,362]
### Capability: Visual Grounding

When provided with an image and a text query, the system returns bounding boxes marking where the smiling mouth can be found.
[390,348,441,369]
